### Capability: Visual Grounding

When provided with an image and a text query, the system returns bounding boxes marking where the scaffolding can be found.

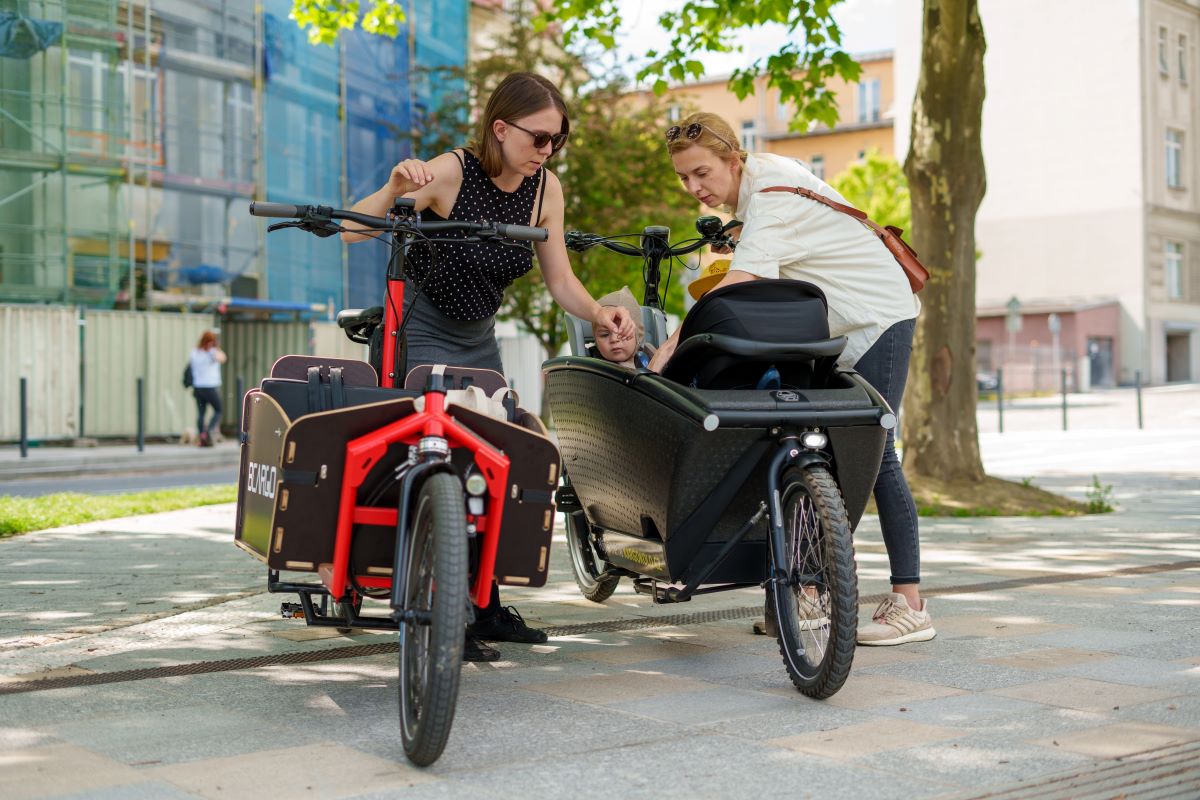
[0,0,137,306]
[0,0,468,313]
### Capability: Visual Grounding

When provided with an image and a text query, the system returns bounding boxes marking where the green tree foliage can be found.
[290,0,404,46]
[829,149,912,240]
[388,4,698,357]
[540,0,860,131]
[294,1,859,130]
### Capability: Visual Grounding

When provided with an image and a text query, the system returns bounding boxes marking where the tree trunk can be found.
[901,0,988,483]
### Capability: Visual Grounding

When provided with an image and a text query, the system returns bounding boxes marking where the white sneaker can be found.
[753,589,829,635]
[857,592,936,646]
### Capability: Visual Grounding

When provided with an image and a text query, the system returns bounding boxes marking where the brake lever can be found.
[302,220,343,238]
[266,219,342,238]
[563,231,595,252]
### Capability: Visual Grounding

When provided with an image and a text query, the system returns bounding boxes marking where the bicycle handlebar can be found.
[249,201,304,218]
[249,202,549,242]
[564,220,738,258]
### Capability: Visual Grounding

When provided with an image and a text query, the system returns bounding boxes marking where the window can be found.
[776,99,790,123]
[667,104,682,124]
[1159,26,1169,75]
[1165,241,1184,300]
[740,120,758,151]
[227,83,254,183]
[857,79,880,123]
[1180,34,1189,85]
[1166,129,1183,188]
[810,154,825,180]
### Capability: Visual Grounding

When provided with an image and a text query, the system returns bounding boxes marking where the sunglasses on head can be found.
[504,120,568,153]
[665,122,737,151]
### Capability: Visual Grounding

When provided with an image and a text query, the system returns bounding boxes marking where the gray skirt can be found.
[401,289,504,376]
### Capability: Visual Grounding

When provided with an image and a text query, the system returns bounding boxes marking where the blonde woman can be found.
[652,112,932,646]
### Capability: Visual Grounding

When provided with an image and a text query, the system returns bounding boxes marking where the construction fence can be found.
[0,303,547,442]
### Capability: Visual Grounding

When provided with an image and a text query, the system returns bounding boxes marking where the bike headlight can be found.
[801,431,828,450]
[465,472,488,496]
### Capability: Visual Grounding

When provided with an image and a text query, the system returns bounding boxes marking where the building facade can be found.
[657,51,895,182]
[895,0,1200,386]
[0,0,468,315]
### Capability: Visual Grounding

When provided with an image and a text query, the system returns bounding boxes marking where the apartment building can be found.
[896,0,1200,386]
[657,50,895,183]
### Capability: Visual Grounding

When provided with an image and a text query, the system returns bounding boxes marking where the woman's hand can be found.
[387,159,434,195]
[594,306,635,343]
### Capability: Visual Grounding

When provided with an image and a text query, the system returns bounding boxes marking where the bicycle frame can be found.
[328,388,510,608]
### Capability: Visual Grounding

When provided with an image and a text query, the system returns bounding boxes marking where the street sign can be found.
[1005,296,1022,334]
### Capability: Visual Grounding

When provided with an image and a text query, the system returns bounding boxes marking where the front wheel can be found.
[398,472,469,766]
[565,509,620,603]
[771,465,858,698]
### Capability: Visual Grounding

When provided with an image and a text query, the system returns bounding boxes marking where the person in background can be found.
[190,330,226,448]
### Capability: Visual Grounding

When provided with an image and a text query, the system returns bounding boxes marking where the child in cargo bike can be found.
[591,286,656,369]
[341,72,636,661]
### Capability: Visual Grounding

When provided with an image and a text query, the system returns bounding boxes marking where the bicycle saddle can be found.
[336,306,383,343]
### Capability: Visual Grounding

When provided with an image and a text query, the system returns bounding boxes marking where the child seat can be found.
[565,305,668,358]
[661,280,846,390]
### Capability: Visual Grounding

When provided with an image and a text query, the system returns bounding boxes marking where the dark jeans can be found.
[193,387,222,437]
[853,318,920,585]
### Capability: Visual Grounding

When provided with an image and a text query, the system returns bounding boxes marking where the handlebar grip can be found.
[249,202,304,218]
[496,223,549,242]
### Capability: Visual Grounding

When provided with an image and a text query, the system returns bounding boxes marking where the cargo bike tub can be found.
[546,217,897,698]
[233,199,559,766]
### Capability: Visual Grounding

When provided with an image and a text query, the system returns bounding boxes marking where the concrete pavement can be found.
[1,427,1198,798]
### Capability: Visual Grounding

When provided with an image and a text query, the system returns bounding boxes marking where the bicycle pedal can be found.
[280,602,304,619]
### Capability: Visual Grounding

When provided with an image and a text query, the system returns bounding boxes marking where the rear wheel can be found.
[398,472,468,766]
[565,509,620,603]
[771,465,857,698]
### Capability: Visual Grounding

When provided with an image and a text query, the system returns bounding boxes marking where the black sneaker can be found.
[462,634,501,662]
[468,605,548,644]
[752,595,779,637]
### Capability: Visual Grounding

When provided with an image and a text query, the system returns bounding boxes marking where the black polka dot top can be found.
[405,149,546,321]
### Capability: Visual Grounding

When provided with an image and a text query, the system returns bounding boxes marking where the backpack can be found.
[183,362,194,389]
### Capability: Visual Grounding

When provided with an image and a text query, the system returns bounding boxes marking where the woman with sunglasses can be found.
[343,72,636,662]
[649,112,932,648]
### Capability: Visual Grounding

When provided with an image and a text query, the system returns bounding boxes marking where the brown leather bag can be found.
[760,186,929,293]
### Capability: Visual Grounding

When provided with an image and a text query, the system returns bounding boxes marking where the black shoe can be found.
[752,596,779,637]
[468,605,548,644]
[462,634,501,662]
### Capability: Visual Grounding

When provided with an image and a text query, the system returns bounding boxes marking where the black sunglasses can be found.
[504,120,568,153]
[665,122,737,152]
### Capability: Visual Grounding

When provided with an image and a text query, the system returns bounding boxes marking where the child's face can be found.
[594,324,635,363]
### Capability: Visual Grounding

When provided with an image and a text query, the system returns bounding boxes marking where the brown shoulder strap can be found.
[760,185,905,241]
[760,185,868,221]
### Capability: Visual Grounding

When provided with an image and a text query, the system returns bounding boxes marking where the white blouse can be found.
[728,152,920,368]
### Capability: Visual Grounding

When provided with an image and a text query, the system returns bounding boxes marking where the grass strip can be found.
[0,484,237,537]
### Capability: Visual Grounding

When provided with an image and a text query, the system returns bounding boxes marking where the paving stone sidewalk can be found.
[1,430,1198,799]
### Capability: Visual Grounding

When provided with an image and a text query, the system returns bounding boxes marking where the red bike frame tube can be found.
[327,391,511,607]
[380,278,405,388]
